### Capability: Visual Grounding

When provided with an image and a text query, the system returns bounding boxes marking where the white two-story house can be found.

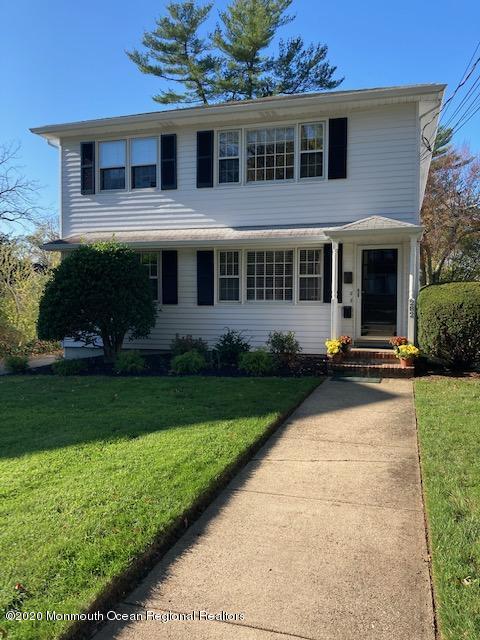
[32,83,445,356]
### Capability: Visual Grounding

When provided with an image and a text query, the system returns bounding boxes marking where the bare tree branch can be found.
[0,142,41,226]
[421,146,480,284]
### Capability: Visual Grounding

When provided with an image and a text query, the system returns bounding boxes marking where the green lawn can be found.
[0,375,319,640]
[415,378,480,640]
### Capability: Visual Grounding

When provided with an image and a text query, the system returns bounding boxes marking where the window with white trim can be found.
[218,251,240,301]
[140,252,159,301]
[131,138,157,189]
[246,127,295,182]
[298,249,322,300]
[99,140,126,190]
[246,250,293,301]
[218,131,240,184]
[300,123,324,178]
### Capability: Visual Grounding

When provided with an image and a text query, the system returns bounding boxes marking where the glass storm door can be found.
[361,248,398,337]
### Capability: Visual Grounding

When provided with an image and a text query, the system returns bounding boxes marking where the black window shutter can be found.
[337,243,343,303]
[197,130,214,188]
[80,142,95,195]
[161,134,177,190]
[161,250,178,304]
[323,243,332,303]
[328,118,348,179]
[197,250,214,305]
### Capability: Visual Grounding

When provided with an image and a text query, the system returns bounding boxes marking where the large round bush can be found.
[417,282,480,368]
[37,242,156,361]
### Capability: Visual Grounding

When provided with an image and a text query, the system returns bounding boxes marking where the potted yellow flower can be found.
[325,338,343,361]
[395,343,420,368]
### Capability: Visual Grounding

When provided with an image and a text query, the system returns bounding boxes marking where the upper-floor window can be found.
[218,131,240,184]
[246,127,295,183]
[131,138,157,189]
[99,140,126,190]
[300,123,324,179]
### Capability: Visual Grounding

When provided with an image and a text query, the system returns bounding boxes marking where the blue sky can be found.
[1,0,479,221]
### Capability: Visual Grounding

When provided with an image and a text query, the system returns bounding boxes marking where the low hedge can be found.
[417,282,480,369]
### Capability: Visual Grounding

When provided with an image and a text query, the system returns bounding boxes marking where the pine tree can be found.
[433,125,453,158]
[213,0,293,100]
[265,37,343,95]
[128,0,342,105]
[127,2,220,104]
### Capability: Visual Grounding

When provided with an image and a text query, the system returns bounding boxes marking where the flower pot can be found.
[399,357,414,368]
[329,352,343,362]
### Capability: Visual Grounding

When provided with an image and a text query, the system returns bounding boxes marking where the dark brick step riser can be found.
[330,364,414,379]
[347,351,397,361]
[343,359,399,366]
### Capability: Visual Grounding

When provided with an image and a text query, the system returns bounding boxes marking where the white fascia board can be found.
[31,84,446,143]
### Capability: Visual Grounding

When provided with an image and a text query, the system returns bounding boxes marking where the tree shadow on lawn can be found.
[0,376,320,460]
[0,376,399,461]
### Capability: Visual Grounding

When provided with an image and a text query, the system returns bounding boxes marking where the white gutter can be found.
[30,84,446,142]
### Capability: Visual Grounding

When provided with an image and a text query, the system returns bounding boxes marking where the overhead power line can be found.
[420,41,480,160]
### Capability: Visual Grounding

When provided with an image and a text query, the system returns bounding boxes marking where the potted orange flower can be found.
[339,335,352,354]
[389,336,408,355]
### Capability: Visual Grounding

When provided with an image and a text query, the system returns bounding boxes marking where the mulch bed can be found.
[24,353,328,378]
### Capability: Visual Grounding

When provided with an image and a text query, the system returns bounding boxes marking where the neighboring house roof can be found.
[31,83,446,144]
[42,216,422,251]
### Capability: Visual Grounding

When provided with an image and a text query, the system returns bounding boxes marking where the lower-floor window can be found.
[218,251,240,301]
[140,252,159,300]
[217,248,323,303]
[298,249,322,300]
[247,250,294,301]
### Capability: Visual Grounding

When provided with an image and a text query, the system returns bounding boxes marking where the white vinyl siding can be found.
[119,248,331,353]
[61,103,420,236]
[63,243,412,355]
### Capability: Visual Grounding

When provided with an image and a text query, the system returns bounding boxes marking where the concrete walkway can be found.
[95,378,435,640]
[0,354,58,375]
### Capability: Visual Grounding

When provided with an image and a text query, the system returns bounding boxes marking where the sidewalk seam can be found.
[413,382,439,640]
[234,487,423,512]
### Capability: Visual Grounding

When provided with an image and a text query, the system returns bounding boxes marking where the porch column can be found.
[407,235,419,343]
[331,241,339,338]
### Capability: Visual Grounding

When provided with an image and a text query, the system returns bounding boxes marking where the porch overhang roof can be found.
[42,224,332,251]
[42,216,423,251]
[326,216,423,240]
